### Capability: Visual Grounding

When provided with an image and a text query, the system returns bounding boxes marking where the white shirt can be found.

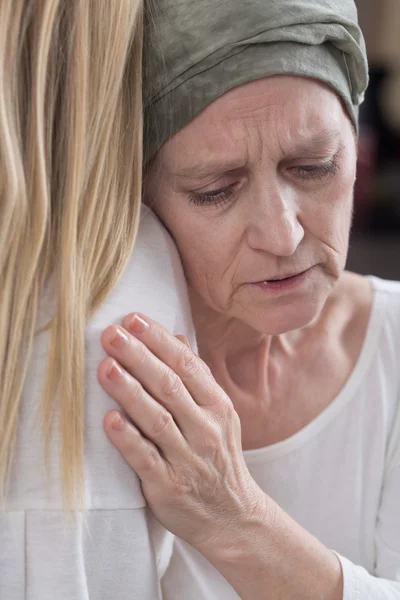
[162,276,400,599]
[0,207,195,600]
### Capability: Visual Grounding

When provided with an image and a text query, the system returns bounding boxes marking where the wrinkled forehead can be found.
[156,76,349,171]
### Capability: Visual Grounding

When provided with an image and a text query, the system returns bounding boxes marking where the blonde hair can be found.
[0,0,144,508]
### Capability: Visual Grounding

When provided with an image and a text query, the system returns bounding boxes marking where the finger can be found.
[175,334,192,349]
[122,313,226,410]
[104,410,168,483]
[101,325,204,434]
[99,357,189,459]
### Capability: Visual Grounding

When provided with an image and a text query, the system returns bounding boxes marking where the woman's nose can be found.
[246,186,304,257]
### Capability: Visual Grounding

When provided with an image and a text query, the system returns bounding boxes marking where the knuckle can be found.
[140,444,159,470]
[153,322,168,345]
[202,424,222,455]
[165,465,194,497]
[135,340,148,366]
[215,394,234,418]
[126,378,143,406]
[161,369,182,398]
[176,347,198,376]
[174,472,194,496]
[151,409,174,437]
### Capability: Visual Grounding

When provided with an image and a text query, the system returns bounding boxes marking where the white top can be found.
[162,276,400,599]
[0,207,195,600]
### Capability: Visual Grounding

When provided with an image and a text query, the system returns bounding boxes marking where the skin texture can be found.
[146,75,357,335]
[98,76,374,598]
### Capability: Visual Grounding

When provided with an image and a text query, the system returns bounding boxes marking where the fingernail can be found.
[107,361,125,381]
[110,327,129,349]
[128,314,149,335]
[111,412,125,432]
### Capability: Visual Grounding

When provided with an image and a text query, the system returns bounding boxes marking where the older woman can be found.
[98,0,400,598]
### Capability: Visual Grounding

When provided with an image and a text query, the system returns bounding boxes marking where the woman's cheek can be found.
[313,186,353,264]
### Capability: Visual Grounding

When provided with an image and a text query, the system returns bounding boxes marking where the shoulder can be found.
[90,205,194,338]
[338,272,400,335]
[333,272,400,402]
[351,275,400,435]
[369,278,400,473]
[368,276,400,296]
[367,276,400,317]
[130,205,188,294]
[347,273,400,356]
[137,204,175,249]
[131,205,183,275]
[368,276,400,324]
[338,274,400,468]
[368,275,400,384]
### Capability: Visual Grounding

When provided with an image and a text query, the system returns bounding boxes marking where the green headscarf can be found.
[143,0,368,161]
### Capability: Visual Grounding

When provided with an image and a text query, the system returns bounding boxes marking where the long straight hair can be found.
[0,0,144,509]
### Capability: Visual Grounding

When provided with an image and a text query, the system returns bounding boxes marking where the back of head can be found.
[0,0,144,508]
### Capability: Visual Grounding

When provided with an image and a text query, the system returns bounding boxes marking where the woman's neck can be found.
[188,274,373,450]
[189,287,274,398]
[188,278,349,379]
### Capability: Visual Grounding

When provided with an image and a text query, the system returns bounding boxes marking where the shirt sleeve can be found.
[337,549,400,599]
[335,396,400,600]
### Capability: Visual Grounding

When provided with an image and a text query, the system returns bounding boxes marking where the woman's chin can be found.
[232,272,337,335]
[242,298,326,335]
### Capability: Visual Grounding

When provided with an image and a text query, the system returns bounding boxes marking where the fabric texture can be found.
[143,0,369,161]
[0,207,196,600]
[161,277,400,599]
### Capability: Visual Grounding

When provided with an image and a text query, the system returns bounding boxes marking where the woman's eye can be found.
[188,184,236,207]
[293,158,340,181]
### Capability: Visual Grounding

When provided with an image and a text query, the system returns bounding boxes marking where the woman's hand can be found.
[98,313,267,557]
[98,314,344,600]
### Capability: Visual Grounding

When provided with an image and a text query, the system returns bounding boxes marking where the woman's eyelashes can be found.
[188,183,237,208]
[291,157,340,181]
[188,156,341,207]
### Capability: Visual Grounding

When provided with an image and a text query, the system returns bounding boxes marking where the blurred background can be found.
[346,0,400,279]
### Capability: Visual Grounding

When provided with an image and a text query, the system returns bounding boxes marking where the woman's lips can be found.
[247,267,314,294]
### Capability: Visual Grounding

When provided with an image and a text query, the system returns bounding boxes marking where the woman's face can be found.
[146,76,357,334]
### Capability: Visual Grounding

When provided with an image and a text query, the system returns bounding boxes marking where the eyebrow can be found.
[171,158,246,181]
[284,129,342,159]
[171,129,343,181]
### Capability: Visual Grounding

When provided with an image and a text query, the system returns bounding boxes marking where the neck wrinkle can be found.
[189,287,273,401]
